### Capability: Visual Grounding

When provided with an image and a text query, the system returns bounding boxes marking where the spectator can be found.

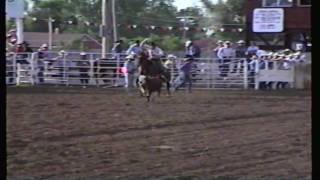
[112,39,123,59]
[293,51,306,63]
[213,40,224,58]
[52,50,70,84]
[217,41,236,78]
[123,54,138,95]
[232,40,247,73]
[173,58,193,93]
[15,42,29,65]
[246,41,259,58]
[185,40,201,60]
[126,40,143,57]
[78,52,90,87]
[38,44,49,61]
[248,55,259,88]
[23,41,33,53]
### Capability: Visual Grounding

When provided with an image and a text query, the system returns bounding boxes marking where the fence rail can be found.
[6,52,297,90]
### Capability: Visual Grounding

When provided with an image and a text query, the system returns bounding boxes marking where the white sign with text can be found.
[253,8,284,33]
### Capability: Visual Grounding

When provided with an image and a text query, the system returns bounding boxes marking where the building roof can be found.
[23,32,84,48]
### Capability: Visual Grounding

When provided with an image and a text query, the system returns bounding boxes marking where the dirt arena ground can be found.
[6,87,311,180]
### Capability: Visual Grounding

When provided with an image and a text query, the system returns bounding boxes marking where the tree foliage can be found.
[23,0,244,51]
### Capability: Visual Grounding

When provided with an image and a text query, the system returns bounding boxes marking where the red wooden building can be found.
[245,0,311,51]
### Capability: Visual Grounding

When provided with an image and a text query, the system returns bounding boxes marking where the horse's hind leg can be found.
[147,91,152,102]
[166,81,171,95]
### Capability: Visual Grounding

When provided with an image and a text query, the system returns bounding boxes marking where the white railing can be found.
[6,52,298,90]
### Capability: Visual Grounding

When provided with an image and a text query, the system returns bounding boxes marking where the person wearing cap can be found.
[78,52,90,87]
[172,57,193,93]
[217,41,236,78]
[38,44,49,59]
[185,40,201,60]
[164,54,176,69]
[112,40,123,53]
[112,39,123,59]
[247,55,260,88]
[232,40,247,73]
[123,54,138,95]
[52,50,70,84]
[213,40,224,57]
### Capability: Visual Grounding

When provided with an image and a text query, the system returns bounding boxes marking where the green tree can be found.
[200,0,245,41]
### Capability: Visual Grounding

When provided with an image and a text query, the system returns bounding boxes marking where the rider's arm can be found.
[140,38,149,47]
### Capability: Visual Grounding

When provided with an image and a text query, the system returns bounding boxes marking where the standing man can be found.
[78,52,90,88]
[185,40,201,60]
[112,39,123,58]
[246,41,259,58]
[173,58,193,93]
[124,54,138,95]
[217,41,236,78]
[126,40,143,57]
[232,40,247,73]
[213,40,224,58]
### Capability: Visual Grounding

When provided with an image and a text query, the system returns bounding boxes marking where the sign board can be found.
[256,69,294,82]
[6,0,25,18]
[253,8,284,33]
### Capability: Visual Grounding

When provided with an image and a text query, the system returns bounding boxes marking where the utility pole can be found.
[177,16,194,40]
[112,0,117,42]
[101,0,113,58]
[48,17,53,50]
[15,18,24,44]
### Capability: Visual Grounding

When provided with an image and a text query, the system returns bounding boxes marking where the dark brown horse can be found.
[137,52,171,95]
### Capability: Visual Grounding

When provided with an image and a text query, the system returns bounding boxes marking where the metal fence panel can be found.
[6,52,297,90]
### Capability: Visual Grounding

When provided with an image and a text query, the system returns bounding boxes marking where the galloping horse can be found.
[137,52,171,95]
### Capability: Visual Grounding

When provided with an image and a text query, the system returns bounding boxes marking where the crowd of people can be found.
[6,28,307,91]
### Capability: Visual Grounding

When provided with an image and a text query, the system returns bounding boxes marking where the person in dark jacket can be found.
[185,40,201,60]
[78,52,90,87]
[232,40,247,73]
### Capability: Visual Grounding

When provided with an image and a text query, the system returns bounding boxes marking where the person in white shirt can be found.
[123,55,138,95]
[217,41,236,77]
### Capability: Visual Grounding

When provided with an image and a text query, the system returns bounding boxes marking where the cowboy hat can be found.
[216,40,223,44]
[185,40,192,47]
[167,54,177,59]
[237,40,245,44]
[59,50,67,55]
[41,44,48,48]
